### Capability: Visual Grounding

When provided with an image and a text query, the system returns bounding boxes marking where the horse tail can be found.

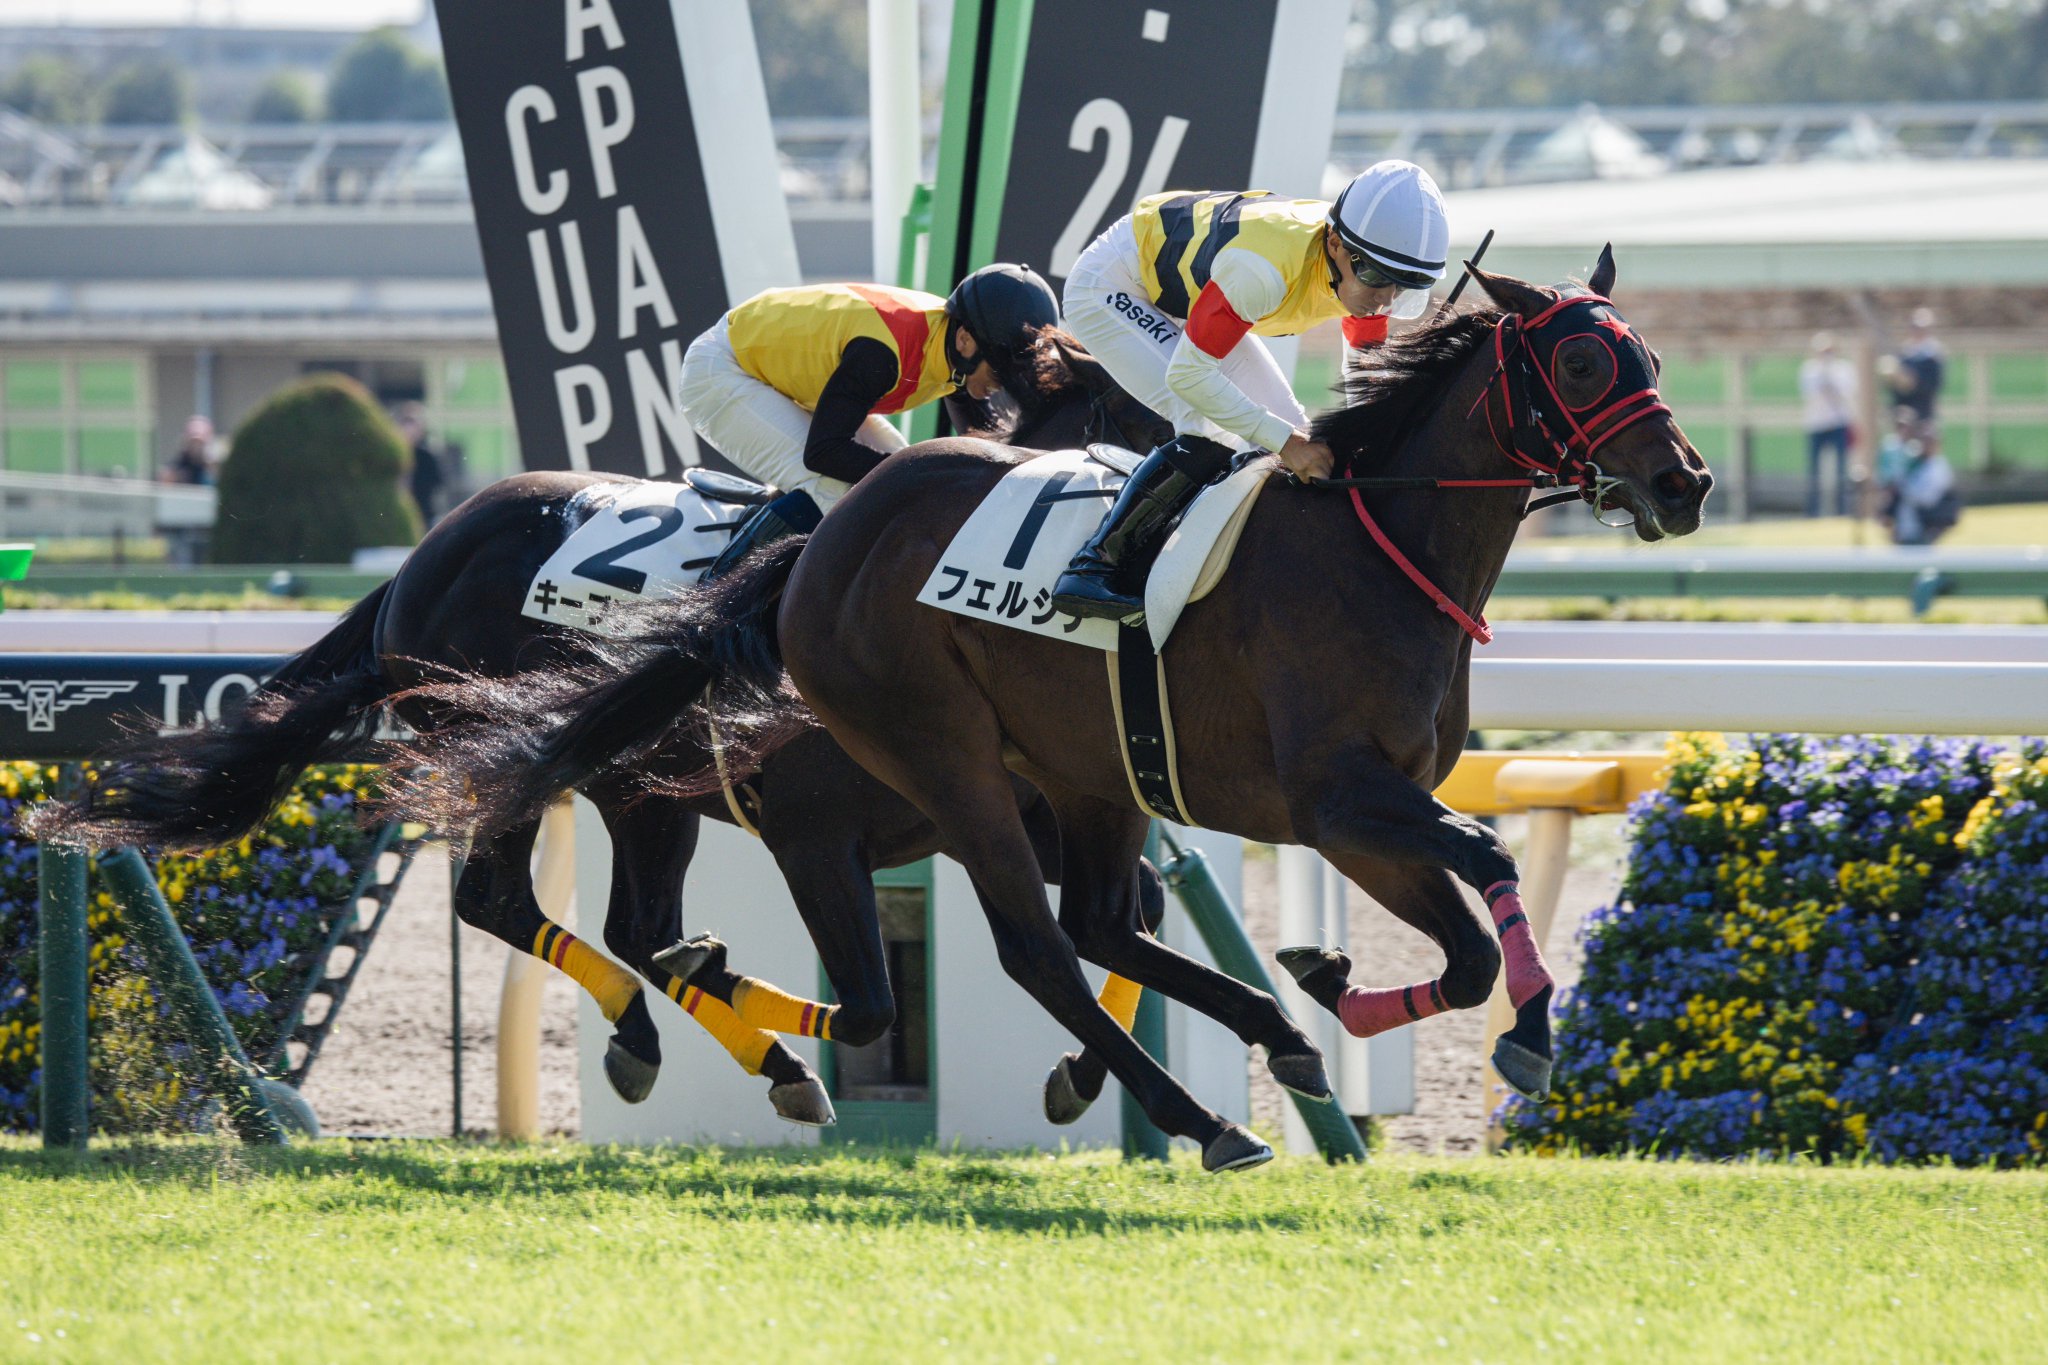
[28,582,393,851]
[389,536,810,836]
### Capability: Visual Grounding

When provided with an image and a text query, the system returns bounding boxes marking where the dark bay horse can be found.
[33,338,1179,1129]
[388,252,1712,1171]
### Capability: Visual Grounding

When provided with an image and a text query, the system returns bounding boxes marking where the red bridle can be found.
[1334,292,1673,644]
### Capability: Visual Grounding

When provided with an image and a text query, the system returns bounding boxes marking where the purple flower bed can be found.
[0,763,393,1133]
[1504,734,2048,1165]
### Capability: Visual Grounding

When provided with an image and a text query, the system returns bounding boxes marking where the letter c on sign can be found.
[505,85,568,216]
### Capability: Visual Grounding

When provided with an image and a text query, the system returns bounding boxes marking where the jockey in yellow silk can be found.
[1052,160,1451,624]
[679,265,1060,512]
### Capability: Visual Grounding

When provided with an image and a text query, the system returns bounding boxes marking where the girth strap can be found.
[1105,622,1192,824]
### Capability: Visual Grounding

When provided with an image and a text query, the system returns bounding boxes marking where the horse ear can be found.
[1588,243,1617,297]
[1468,262,1551,318]
[1054,334,1111,392]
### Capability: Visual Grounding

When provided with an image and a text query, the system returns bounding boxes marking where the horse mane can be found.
[992,326,1089,443]
[1311,309,1503,469]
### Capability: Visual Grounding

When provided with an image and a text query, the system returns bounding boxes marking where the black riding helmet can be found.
[944,263,1060,392]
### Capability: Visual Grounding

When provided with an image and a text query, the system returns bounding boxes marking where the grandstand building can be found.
[0,98,2043,514]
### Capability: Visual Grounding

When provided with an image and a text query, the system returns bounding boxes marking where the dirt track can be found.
[306,818,1626,1151]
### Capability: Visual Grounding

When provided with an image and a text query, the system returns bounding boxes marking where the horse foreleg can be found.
[1278,753,1552,1098]
[593,794,832,1125]
[454,818,661,1104]
[836,721,1265,1172]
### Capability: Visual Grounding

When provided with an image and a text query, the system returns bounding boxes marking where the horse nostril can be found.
[1653,466,1698,505]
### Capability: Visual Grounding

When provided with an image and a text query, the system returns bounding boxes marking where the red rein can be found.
[1343,293,1671,645]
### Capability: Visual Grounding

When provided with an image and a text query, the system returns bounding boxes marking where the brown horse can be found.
[32,337,1181,1130]
[391,252,1712,1170]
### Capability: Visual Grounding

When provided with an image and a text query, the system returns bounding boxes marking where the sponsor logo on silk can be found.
[1111,292,1176,343]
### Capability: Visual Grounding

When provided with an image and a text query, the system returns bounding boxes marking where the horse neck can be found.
[1349,341,1529,629]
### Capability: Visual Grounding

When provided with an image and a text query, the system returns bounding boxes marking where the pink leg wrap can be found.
[1337,979,1450,1039]
[1485,881,1553,1009]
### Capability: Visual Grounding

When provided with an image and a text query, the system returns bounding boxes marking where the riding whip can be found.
[1433,228,1495,321]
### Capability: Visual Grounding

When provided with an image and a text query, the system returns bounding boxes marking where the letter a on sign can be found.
[437,0,796,477]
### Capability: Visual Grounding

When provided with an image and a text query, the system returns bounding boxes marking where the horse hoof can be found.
[603,1037,660,1104]
[1202,1125,1274,1174]
[652,933,725,986]
[1043,1053,1095,1126]
[1275,945,1352,998]
[1266,1048,1333,1103]
[769,1079,837,1127]
[1491,1036,1552,1101]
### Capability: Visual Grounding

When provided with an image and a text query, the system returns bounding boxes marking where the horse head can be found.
[1466,245,1714,540]
[1035,332,1175,454]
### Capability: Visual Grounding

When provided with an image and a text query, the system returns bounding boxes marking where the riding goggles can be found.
[1349,253,1438,293]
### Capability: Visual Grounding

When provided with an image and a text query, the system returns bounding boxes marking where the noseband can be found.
[1473,291,1672,522]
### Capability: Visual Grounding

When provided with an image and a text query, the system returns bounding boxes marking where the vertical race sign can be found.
[996,0,1274,281]
[913,0,1348,439]
[437,0,797,477]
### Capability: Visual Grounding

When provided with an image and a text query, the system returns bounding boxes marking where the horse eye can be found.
[1567,354,1593,376]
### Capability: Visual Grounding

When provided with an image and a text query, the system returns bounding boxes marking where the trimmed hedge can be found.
[0,763,391,1134]
[1506,734,2048,1165]
[211,373,421,564]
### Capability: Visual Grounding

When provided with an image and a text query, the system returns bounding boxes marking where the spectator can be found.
[1881,306,1946,423]
[163,415,216,485]
[1881,419,1961,547]
[1798,331,1857,518]
[395,402,446,528]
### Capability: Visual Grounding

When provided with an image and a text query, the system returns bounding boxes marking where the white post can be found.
[497,797,576,1140]
[1275,844,1338,1155]
[868,0,921,285]
[1482,807,1573,1148]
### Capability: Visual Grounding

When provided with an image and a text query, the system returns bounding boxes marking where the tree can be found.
[246,72,315,125]
[212,374,422,564]
[98,59,190,126]
[0,54,91,126]
[326,27,450,122]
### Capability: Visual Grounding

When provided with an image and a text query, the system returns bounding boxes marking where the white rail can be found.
[1468,659,2045,734]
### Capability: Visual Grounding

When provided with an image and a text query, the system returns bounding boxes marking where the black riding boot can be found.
[1050,434,1234,623]
[700,489,823,582]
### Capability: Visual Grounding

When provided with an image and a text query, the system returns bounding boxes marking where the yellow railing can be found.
[1437,751,1667,1147]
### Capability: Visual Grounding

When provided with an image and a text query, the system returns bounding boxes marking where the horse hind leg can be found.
[857,738,1260,1171]
[1046,859,1160,1125]
[654,934,841,1044]
[594,794,834,1126]
[453,819,661,1104]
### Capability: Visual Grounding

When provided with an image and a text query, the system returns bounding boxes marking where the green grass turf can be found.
[2,1142,2042,1362]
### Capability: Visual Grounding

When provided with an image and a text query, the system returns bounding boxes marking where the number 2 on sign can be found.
[1049,98,1189,276]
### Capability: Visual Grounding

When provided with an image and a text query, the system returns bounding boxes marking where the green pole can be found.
[100,847,288,1145]
[906,0,1036,443]
[0,542,31,615]
[1158,833,1368,1164]
[37,807,89,1149]
[1120,825,1172,1161]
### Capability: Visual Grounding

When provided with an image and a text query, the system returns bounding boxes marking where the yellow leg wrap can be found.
[531,924,640,1023]
[730,976,836,1040]
[663,977,774,1075]
[1099,974,1143,1032]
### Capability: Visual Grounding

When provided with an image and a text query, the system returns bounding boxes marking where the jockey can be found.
[679,265,1060,515]
[1050,160,1450,622]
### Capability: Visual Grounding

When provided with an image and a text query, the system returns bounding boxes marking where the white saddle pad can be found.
[523,480,751,635]
[915,449,1270,653]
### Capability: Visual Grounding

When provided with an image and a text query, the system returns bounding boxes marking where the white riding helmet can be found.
[1329,160,1450,320]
